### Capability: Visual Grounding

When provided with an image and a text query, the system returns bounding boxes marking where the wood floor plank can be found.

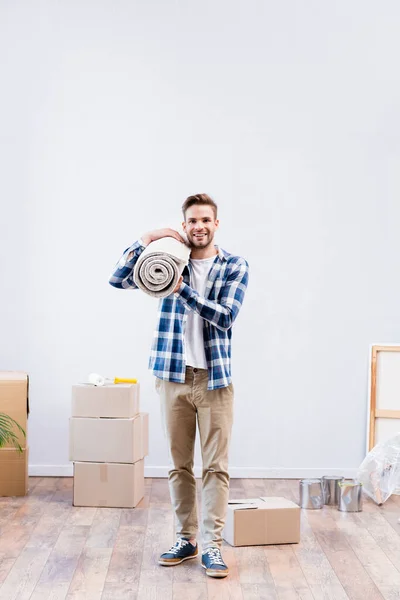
[101,582,137,600]
[150,478,171,506]
[2,477,400,600]
[0,560,15,587]
[241,583,278,599]
[229,478,247,500]
[138,506,174,587]
[135,583,173,600]
[307,507,383,600]
[242,478,268,498]
[66,547,113,600]
[268,479,299,503]
[173,582,208,599]
[103,522,147,586]
[102,490,149,599]
[172,553,204,583]
[25,500,71,550]
[293,510,349,599]
[67,508,97,528]
[86,509,121,549]
[359,498,400,571]
[235,545,276,587]
[0,548,51,600]
[207,545,244,600]
[263,545,313,600]
[332,508,400,599]
[0,478,60,560]
[236,480,277,590]
[378,497,400,534]
[30,525,90,600]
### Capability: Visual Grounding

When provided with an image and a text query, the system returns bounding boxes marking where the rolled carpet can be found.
[133,237,191,298]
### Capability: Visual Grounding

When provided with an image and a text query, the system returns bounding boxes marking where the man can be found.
[109,193,249,578]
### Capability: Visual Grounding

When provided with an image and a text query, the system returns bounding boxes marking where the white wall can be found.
[1,0,400,478]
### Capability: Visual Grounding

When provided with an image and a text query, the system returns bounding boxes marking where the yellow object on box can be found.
[87,373,137,386]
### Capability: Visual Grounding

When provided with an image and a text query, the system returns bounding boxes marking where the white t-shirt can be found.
[184,256,216,369]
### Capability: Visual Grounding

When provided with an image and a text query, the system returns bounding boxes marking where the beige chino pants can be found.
[155,366,234,549]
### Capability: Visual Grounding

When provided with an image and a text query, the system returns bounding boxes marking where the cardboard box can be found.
[69,412,149,463]
[73,459,144,507]
[72,383,140,418]
[223,497,300,547]
[0,372,29,448]
[0,448,29,497]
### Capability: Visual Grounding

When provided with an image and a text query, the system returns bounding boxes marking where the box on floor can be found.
[73,458,145,508]
[222,497,300,546]
[0,448,29,496]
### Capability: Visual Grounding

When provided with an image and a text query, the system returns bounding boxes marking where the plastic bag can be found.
[357,433,400,505]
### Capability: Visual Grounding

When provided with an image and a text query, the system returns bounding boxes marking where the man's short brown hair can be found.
[182,193,218,220]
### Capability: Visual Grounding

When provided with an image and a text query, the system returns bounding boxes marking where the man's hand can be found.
[172,276,183,294]
[142,228,187,246]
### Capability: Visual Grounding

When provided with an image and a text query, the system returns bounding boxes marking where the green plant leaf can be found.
[0,413,26,452]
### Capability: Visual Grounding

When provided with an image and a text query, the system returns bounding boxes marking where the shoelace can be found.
[204,548,225,566]
[169,538,190,555]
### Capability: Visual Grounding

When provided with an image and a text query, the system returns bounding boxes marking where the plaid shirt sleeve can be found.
[174,257,249,331]
[108,239,147,289]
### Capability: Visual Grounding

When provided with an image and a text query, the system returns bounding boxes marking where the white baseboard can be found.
[28,464,358,479]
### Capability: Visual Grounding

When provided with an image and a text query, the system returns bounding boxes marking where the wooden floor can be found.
[0,478,400,600]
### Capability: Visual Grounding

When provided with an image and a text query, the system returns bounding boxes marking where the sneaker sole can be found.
[158,553,198,566]
[202,564,229,578]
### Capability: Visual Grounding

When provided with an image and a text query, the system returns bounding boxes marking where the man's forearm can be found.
[174,283,234,330]
[108,240,146,289]
[174,260,249,331]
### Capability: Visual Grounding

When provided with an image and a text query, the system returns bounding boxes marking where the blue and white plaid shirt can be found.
[109,239,249,390]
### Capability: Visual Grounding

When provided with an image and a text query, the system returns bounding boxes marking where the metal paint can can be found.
[299,478,324,509]
[338,480,363,512]
[321,476,345,505]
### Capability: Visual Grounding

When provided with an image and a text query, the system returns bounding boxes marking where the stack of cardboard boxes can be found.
[0,372,29,497]
[69,382,148,507]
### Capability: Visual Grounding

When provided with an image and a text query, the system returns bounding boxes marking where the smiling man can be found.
[109,193,249,578]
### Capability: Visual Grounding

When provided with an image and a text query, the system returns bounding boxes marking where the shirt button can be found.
[193,368,198,373]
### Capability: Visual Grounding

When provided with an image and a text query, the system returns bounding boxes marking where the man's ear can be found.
[215,219,220,229]
[182,221,186,231]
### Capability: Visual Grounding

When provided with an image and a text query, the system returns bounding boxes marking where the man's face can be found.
[182,205,219,249]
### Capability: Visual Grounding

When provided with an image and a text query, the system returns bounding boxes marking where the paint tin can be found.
[321,476,345,505]
[338,480,363,512]
[299,478,324,509]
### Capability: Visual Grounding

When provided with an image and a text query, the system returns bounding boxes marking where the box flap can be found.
[228,497,300,511]
[229,503,259,510]
[259,496,299,509]
[228,498,262,510]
